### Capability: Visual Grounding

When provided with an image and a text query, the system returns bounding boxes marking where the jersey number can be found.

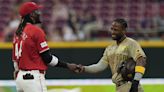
[15,41,22,59]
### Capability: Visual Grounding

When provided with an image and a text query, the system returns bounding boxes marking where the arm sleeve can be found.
[129,41,146,61]
[40,50,68,68]
[40,50,52,64]
[84,48,109,73]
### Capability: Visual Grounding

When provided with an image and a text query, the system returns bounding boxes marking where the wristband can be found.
[135,66,145,74]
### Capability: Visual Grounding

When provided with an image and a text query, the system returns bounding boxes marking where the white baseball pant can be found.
[16,70,47,92]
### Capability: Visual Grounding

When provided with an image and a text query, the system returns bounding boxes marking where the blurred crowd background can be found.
[0,0,164,42]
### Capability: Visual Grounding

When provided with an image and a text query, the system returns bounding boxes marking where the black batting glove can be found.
[129,80,139,92]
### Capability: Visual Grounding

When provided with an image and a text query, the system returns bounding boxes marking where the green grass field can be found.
[48,85,164,92]
[0,84,163,92]
[1,79,164,92]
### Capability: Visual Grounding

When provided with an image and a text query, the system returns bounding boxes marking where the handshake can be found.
[67,63,85,73]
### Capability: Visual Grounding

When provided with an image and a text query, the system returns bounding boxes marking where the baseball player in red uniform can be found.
[12,2,77,92]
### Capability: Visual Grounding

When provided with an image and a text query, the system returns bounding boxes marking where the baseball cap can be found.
[19,2,42,17]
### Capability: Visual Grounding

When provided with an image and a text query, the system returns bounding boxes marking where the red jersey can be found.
[12,23,49,70]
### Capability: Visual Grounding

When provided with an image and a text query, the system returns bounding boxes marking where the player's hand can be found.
[75,64,84,73]
[67,63,84,73]
[67,63,80,72]
[129,80,139,92]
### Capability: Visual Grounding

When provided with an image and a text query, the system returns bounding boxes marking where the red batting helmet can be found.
[19,2,42,17]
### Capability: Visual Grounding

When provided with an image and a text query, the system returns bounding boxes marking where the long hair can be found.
[16,14,33,36]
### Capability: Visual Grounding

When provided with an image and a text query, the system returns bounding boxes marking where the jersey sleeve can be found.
[129,41,146,61]
[34,27,49,53]
[99,47,109,64]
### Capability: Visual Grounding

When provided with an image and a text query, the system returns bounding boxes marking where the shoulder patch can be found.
[40,41,48,48]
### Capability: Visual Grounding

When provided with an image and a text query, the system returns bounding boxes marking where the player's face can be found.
[110,22,125,40]
[31,10,42,24]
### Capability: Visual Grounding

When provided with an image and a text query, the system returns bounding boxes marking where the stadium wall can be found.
[0,41,164,79]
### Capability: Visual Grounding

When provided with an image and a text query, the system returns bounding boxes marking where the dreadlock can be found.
[16,14,33,36]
